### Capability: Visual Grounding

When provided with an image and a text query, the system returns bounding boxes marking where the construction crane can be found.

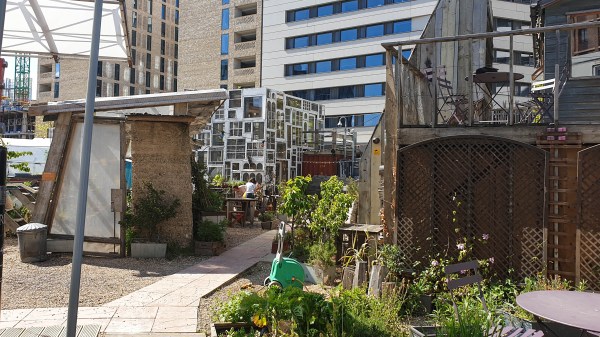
[14,54,31,104]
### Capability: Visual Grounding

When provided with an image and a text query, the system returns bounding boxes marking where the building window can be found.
[365,53,384,67]
[133,0,137,9]
[569,11,600,56]
[161,22,165,37]
[160,57,165,72]
[244,97,262,118]
[175,10,179,24]
[160,75,165,90]
[132,12,137,28]
[97,61,103,76]
[317,4,333,17]
[222,8,229,30]
[222,0,229,4]
[148,17,152,32]
[221,59,228,80]
[173,78,177,91]
[145,71,151,87]
[146,53,151,69]
[96,80,102,96]
[339,57,357,70]
[54,63,60,78]
[146,35,152,50]
[593,64,600,76]
[131,48,136,65]
[316,60,332,73]
[393,19,411,33]
[132,30,137,46]
[130,68,136,84]
[324,113,382,128]
[114,83,120,96]
[175,27,179,41]
[161,39,165,55]
[494,49,510,64]
[364,83,383,97]
[130,86,135,95]
[340,28,358,42]
[366,0,385,8]
[114,64,120,80]
[341,0,358,12]
[161,4,166,20]
[316,32,333,45]
[53,82,60,98]
[291,63,308,75]
[221,34,229,54]
[229,121,243,136]
[147,0,152,14]
[366,24,384,38]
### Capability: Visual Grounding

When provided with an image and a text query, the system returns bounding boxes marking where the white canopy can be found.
[3,0,129,60]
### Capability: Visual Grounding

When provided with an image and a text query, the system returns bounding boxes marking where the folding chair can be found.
[422,66,469,125]
[445,261,544,337]
[516,78,555,124]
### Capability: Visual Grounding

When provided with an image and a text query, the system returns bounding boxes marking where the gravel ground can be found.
[1,225,267,310]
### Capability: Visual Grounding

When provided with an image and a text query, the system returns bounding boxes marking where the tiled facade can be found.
[179,0,262,91]
[36,0,180,102]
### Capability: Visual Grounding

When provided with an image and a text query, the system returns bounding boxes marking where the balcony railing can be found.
[383,20,600,127]
[234,40,256,52]
[233,14,255,27]
[234,67,255,77]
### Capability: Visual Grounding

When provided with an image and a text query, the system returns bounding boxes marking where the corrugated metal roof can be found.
[28,90,227,115]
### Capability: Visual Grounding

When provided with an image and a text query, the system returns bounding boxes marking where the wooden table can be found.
[466,71,525,122]
[226,198,256,226]
[516,290,600,336]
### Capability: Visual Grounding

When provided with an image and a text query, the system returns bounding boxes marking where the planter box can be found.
[131,242,167,258]
[409,326,440,337]
[503,313,581,337]
[271,240,290,254]
[195,241,226,256]
[419,294,435,314]
[201,211,227,225]
[260,221,272,230]
[210,322,255,337]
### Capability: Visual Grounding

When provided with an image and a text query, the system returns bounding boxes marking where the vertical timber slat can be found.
[31,112,73,228]
[384,49,398,245]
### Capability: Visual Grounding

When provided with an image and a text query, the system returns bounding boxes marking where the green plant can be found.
[192,159,224,216]
[340,234,369,267]
[279,175,316,228]
[308,241,337,267]
[377,244,410,281]
[120,183,180,242]
[212,174,225,187]
[219,327,257,337]
[196,219,227,242]
[217,291,266,324]
[435,294,503,337]
[257,211,275,222]
[125,226,136,256]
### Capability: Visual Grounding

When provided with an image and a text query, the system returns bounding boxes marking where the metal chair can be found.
[516,78,555,124]
[445,260,544,337]
[437,77,469,125]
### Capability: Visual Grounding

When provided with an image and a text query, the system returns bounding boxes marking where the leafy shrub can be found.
[257,211,275,222]
[196,219,227,242]
[121,182,180,241]
[308,241,337,267]
[217,291,266,323]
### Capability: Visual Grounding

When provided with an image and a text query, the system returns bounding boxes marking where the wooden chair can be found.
[445,261,544,337]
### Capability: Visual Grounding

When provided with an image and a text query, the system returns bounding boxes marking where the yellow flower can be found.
[252,314,267,328]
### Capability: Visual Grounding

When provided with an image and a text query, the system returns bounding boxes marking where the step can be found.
[548,231,572,236]
[548,201,571,206]
[547,257,573,263]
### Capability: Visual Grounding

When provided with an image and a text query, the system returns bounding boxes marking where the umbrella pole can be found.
[66,1,103,336]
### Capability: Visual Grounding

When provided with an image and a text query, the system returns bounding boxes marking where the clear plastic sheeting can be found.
[52,123,121,240]
[4,0,128,60]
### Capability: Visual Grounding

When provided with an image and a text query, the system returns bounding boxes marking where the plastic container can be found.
[16,223,48,263]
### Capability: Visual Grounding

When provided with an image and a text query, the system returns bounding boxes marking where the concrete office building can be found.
[36,0,180,102]
[261,0,438,143]
[179,0,263,91]
[261,0,534,143]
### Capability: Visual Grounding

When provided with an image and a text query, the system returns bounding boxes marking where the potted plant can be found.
[122,182,180,258]
[308,241,337,285]
[271,229,292,254]
[257,211,276,230]
[195,219,227,256]
[340,239,370,289]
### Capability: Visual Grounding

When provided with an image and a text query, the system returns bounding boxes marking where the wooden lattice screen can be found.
[577,145,600,290]
[396,136,547,279]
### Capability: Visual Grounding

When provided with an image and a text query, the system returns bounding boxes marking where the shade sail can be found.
[3,0,128,60]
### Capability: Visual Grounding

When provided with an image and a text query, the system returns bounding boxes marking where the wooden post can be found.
[31,112,73,227]
[119,121,127,257]
[384,49,398,245]
[554,29,560,123]
[468,38,474,126]
[509,34,515,126]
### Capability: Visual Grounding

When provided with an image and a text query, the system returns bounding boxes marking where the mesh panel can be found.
[577,145,600,290]
[397,136,547,279]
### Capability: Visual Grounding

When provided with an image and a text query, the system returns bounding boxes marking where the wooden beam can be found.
[126,115,196,123]
[48,233,121,244]
[119,121,127,257]
[397,125,600,145]
[31,112,72,226]
[8,188,35,213]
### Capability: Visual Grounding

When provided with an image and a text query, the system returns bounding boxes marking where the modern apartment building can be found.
[179,0,262,91]
[197,88,324,184]
[36,0,180,102]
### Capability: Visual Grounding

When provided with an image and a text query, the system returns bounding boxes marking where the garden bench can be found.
[445,260,544,337]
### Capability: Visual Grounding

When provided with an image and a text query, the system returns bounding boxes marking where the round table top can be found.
[516,290,600,332]
[467,72,525,83]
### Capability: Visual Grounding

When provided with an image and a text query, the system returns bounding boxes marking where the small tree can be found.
[308,176,355,266]
[279,175,317,250]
